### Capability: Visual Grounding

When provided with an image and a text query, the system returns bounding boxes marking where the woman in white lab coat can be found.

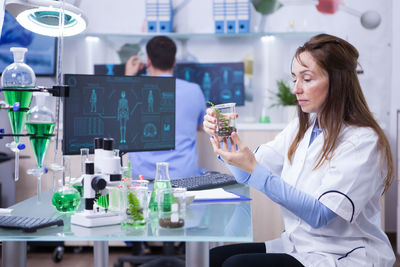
[204,34,396,267]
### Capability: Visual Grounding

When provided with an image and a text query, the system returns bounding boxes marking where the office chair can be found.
[114,242,185,267]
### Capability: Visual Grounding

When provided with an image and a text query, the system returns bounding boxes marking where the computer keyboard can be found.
[171,172,238,191]
[0,215,64,233]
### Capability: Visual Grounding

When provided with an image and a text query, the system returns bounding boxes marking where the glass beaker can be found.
[157,187,186,229]
[213,103,237,137]
[121,184,149,228]
[1,47,35,181]
[26,92,55,201]
[148,162,172,212]
[51,155,81,213]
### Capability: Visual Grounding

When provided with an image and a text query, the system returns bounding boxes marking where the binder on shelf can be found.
[146,0,158,32]
[225,0,236,34]
[213,0,250,34]
[237,0,250,33]
[146,0,173,33]
[158,0,173,32]
[213,0,225,34]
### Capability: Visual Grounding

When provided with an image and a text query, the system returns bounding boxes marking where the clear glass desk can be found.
[1,184,253,267]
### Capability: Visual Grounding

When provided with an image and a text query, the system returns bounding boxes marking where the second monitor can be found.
[94,62,245,106]
[174,62,245,106]
[63,74,176,155]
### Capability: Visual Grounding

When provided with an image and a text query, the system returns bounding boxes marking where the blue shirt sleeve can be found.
[225,163,337,229]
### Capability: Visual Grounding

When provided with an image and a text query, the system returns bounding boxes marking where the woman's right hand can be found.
[203,108,217,135]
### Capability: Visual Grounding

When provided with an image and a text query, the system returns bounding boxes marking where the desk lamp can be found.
[5,0,87,37]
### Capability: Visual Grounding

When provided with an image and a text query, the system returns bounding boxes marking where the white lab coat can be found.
[254,118,395,267]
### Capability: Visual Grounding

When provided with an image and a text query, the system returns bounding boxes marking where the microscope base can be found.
[71,211,122,227]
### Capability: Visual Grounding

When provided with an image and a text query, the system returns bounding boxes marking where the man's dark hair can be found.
[146,36,177,70]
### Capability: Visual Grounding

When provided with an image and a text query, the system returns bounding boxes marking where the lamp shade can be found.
[5,0,87,37]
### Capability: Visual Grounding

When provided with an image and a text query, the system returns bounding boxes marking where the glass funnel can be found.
[1,47,35,181]
[26,92,55,201]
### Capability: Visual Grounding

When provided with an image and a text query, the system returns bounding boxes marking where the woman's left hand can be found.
[209,132,258,174]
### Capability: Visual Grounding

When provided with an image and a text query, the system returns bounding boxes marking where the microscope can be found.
[71,138,123,227]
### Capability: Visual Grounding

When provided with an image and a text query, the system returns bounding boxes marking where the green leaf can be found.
[127,192,144,221]
[272,80,297,106]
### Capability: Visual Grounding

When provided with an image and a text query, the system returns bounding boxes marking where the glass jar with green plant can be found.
[122,186,147,227]
[207,101,237,136]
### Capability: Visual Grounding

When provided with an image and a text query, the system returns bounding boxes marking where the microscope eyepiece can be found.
[85,162,95,174]
[94,137,104,149]
[103,138,114,151]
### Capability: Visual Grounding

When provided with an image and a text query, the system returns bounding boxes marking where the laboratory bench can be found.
[14,125,287,244]
[1,183,252,267]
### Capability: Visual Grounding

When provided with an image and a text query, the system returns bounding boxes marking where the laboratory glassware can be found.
[1,47,35,181]
[52,155,81,213]
[26,93,55,201]
[157,187,186,229]
[71,147,89,197]
[121,183,149,228]
[149,162,172,212]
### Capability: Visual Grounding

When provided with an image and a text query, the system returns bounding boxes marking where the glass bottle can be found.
[51,155,81,213]
[148,162,172,212]
[1,47,35,181]
[71,147,89,197]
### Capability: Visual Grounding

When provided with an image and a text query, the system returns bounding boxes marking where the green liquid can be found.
[52,191,81,213]
[3,89,33,108]
[7,110,28,143]
[3,90,33,143]
[26,122,55,168]
[73,184,83,197]
[121,220,146,227]
[149,180,172,212]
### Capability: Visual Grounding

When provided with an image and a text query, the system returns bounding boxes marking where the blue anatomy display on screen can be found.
[0,11,56,75]
[174,62,245,106]
[63,74,175,155]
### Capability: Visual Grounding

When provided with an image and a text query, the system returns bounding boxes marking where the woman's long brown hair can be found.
[288,34,393,194]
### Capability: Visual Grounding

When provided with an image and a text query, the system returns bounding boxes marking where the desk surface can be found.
[0,184,253,243]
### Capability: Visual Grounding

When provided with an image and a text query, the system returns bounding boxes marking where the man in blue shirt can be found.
[123,36,206,262]
[125,36,206,179]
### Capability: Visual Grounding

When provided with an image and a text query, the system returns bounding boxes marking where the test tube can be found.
[80,148,89,176]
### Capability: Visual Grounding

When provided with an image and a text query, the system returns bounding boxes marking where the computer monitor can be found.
[174,62,245,106]
[63,74,175,155]
[94,62,245,106]
[94,64,147,76]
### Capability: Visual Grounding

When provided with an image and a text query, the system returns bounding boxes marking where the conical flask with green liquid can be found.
[1,47,35,182]
[149,162,172,212]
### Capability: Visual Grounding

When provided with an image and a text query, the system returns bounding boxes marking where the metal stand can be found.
[93,241,108,267]
[2,241,27,267]
[185,242,209,267]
